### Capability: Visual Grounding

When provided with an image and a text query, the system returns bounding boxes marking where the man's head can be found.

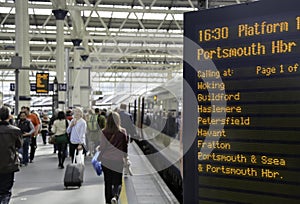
[0,106,11,121]
[21,106,30,115]
[120,103,127,111]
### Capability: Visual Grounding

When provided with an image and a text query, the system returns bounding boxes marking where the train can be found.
[129,76,183,203]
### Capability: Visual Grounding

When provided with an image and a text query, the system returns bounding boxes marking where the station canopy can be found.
[0,0,248,108]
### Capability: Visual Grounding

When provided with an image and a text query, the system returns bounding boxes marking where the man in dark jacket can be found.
[118,104,136,176]
[17,111,35,166]
[0,106,22,204]
[118,104,137,141]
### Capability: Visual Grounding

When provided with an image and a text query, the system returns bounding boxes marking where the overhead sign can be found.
[36,73,49,93]
[183,0,300,203]
[58,83,67,91]
[10,83,54,92]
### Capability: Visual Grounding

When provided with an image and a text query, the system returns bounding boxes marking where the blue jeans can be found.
[22,137,30,165]
[0,172,14,204]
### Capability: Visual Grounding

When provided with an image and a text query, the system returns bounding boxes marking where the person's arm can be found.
[51,120,57,134]
[14,127,23,149]
[77,120,86,144]
[31,115,40,137]
[123,131,129,158]
[67,119,76,134]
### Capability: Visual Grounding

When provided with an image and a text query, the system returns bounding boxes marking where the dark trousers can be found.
[30,137,37,162]
[69,143,86,163]
[41,130,48,144]
[69,143,78,163]
[57,143,67,167]
[0,172,14,204]
[102,165,122,203]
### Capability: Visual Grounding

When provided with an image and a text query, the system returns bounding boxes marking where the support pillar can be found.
[15,0,30,112]
[65,48,70,108]
[52,9,68,110]
[80,55,91,109]
[71,39,90,108]
[80,38,91,109]
[71,39,82,107]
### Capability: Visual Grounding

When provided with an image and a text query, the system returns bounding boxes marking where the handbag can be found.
[48,135,56,144]
[76,149,85,165]
[91,151,102,176]
[55,133,68,144]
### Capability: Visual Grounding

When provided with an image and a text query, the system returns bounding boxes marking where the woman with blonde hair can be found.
[99,111,128,204]
[67,107,87,163]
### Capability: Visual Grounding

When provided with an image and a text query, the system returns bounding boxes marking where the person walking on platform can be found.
[51,111,69,169]
[118,103,137,141]
[48,109,61,154]
[99,111,128,204]
[40,113,50,145]
[118,103,136,175]
[97,110,106,130]
[21,106,41,163]
[17,111,35,166]
[66,109,73,121]
[67,107,87,164]
[0,106,22,204]
[86,109,100,156]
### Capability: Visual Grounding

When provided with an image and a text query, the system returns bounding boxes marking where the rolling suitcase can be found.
[64,150,85,188]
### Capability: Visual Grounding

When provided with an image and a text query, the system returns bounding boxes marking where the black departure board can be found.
[36,73,49,93]
[183,0,300,203]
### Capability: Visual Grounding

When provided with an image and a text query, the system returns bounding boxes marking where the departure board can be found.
[36,73,49,93]
[183,0,300,203]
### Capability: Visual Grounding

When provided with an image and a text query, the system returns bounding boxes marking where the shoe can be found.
[29,160,33,163]
[111,196,117,204]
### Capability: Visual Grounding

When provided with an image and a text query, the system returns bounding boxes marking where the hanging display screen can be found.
[36,73,49,93]
[183,0,300,203]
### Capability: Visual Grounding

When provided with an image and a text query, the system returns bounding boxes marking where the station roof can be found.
[0,0,248,108]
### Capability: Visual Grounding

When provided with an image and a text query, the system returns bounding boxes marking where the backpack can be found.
[87,114,99,132]
[97,114,106,129]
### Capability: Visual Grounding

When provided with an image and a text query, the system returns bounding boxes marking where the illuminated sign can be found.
[36,73,49,93]
[183,0,300,203]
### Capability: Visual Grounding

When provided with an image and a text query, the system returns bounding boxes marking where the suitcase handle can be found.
[73,149,77,163]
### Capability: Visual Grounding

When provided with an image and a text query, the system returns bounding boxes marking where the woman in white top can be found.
[51,111,69,169]
[67,107,87,163]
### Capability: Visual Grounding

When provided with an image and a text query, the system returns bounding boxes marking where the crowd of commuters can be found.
[0,103,137,204]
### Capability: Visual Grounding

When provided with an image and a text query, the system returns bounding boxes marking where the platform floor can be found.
[10,137,178,204]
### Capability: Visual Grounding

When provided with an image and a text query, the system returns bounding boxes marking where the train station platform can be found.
[10,137,179,204]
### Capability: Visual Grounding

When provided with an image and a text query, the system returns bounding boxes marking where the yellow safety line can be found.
[119,177,128,204]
